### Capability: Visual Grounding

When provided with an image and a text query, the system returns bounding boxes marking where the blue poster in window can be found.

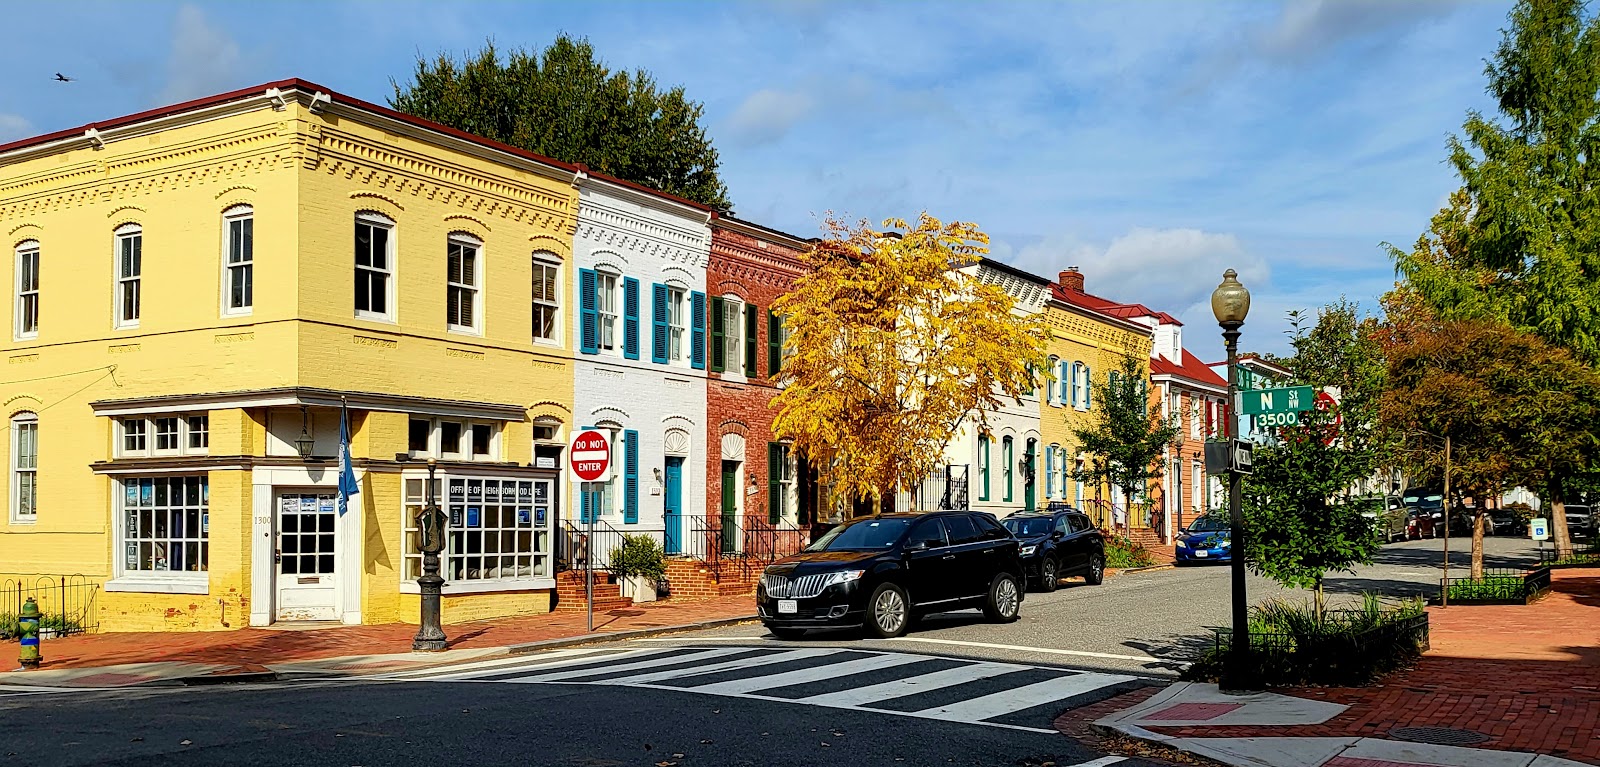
[535,507,547,525]
[466,507,480,527]
[517,508,531,525]
[202,513,209,534]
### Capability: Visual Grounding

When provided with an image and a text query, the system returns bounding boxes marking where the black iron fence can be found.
[1441,566,1551,603]
[1538,539,1600,564]
[0,575,99,639]
[685,516,808,581]
[555,519,665,575]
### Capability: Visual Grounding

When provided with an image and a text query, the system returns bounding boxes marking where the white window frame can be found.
[354,212,396,322]
[723,295,744,374]
[11,412,37,523]
[667,286,688,363]
[221,205,254,316]
[114,223,142,329]
[109,474,210,592]
[531,254,560,345]
[152,416,181,455]
[1046,357,1061,407]
[1190,396,1202,440]
[1193,459,1204,511]
[117,414,209,458]
[447,233,483,334]
[14,240,38,340]
[596,271,619,353]
[401,473,555,593]
[407,418,501,462]
[1074,362,1091,411]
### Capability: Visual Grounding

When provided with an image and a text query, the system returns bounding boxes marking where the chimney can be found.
[1059,266,1085,293]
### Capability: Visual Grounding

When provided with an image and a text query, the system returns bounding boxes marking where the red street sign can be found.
[569,429,611,483]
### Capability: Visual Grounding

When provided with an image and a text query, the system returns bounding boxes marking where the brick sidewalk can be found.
[24,595,757,672]
[1123,569,1600,765]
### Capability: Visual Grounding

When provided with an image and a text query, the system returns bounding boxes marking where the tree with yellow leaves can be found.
[772,213,1049,518]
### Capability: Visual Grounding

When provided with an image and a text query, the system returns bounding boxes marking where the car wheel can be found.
[1085,552,1106,585]
[983,573,1022,623]
[1038,559,1059,592]
[865,583,910,639]
[768,627,807,641]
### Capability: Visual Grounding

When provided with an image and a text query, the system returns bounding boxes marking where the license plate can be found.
[1194,550,1208,558]
[778,599,798,614]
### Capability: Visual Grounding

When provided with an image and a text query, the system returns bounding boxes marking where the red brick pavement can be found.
[1145,570,1600,765]
[27,594,757,672]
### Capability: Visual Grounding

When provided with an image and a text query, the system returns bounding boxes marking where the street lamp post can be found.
[1210,269,1252,690]
[413,457,448,652]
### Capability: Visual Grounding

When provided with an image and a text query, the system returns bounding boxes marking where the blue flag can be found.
[337,400,359,516]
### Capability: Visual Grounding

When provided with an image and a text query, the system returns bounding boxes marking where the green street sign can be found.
[1238,385,1316,416]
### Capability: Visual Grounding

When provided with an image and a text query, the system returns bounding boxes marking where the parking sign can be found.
[1531,517,1549,541]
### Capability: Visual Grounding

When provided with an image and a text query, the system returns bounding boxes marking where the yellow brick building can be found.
[1036,268,1155,530]
[0,80,585,631]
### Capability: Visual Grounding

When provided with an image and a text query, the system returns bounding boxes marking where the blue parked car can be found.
[1175,514,1231,564]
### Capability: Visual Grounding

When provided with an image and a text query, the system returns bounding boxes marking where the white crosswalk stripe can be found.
[369,644,1153,734]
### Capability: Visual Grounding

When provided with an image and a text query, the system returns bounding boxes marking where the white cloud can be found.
[158,5,242,104]
[0,114,32,143]
[1014,227,1270,316]
[726,88,817,147]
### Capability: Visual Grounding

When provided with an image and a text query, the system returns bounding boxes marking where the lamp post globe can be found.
[1211,268,1251,327]
[1212,268,1255,690]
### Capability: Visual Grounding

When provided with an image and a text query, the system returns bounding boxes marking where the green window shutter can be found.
[768,310,783,378]
[979,437,990,501]
[768,442,783,524]
[1003,437,1014,502]
[709,296,725,372]
[744,303,759,376]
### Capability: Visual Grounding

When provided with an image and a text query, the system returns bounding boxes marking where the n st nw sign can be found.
[569,429,612,483]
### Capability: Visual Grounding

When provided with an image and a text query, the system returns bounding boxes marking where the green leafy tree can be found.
[1241,302,1388,614]
[1070,353,1180,517]
[391,36,730,210]
[1390,0,1600,553]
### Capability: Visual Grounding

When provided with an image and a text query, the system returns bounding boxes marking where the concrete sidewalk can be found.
[1073,569,1600,766]
[0,595,757,688]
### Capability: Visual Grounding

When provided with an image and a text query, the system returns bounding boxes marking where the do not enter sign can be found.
[569,429,612,483]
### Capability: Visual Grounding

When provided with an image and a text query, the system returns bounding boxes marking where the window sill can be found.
[13,334,37,342]
[354,313,397,324]
[105,576,209,594]
[447,326,483,337]
[399,576,555,595]
[221,310,253,319]
[7,517,36,526]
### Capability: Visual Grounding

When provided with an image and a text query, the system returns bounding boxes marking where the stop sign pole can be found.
[570,429,613,633]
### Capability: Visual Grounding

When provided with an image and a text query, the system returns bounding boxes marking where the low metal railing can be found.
[0,575,99,638]
[686,516,808,581]
[555,519,665,574]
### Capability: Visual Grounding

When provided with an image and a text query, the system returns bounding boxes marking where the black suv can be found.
[757,511,1025,639]
[1002,509,1106,591]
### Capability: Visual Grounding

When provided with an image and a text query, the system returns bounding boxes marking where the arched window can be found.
[222,205,253,314]
[10,412,36,522]
[531,252,560,343]
[978,435,991,502]
[1045,356,1060,406]
[114,223,142,328]
[446,232,483,333]
[14,240,38,339]
[1045,444,1058,498]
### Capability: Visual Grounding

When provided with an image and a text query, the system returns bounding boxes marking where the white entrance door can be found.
[275,491,339,621]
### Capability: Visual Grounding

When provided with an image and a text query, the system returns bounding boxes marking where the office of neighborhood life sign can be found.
[569,429,612,484]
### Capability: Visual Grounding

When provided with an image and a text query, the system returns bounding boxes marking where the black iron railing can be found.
[555,519,666,575]
[0,575,99,638]
[685,516,808,581]
[1441,566,1551,603]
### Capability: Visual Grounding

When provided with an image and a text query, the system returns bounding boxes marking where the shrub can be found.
[1105,534,1156,568]
[608,534,667,581]
[1181,594,1428,686]
[1446,576,1524,601]
[0,612,85,640]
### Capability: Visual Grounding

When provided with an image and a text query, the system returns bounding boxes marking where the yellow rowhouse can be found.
[0,80,582,631]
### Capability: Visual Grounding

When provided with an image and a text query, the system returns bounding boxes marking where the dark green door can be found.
[720,461,738,553]
[1024,440,1037,510]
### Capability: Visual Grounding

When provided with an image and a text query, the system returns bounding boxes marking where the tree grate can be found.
[1388,726,1492,746]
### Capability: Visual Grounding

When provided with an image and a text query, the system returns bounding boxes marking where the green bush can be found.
[1446,576,1525,601]
[1553,553,1600,566]
[1105,535,1156,568]
[608,534,667,581]
[1181,594,1428,686]
[0,612,85,640]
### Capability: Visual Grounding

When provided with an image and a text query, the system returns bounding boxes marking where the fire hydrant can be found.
[18,598,41,669]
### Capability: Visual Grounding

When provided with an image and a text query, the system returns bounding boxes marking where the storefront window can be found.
[403,475,554,586]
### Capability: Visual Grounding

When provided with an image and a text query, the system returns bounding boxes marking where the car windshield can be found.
[1003,517,1053,537]
[805,518,913,551]
[1187,516,1229,533]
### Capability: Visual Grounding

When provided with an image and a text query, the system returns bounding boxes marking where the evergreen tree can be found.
[1070,353,1181,519]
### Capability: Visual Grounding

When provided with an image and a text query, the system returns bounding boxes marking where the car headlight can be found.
[1020,545,1037,557]
[822,570,864,588]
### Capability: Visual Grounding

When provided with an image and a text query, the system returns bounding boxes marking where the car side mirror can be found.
[907,541,930,552]
[1051,530,1065,540]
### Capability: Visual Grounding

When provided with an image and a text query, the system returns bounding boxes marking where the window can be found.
[768,442,795,523]
[405,476,553,584]
[906,518,948,549]
[1192,460,1203,511]
[187,416,209,451]
[1045,444,1057,498]
[446,235,480,333]
[978,435,990,501]
[14,241,38,339]
[1045,357,1060,405]
[723,297,743,373]
[354,214,394,320]
[532,423,558,442]
[114,224,142,328]
[1191,397,1202,439]
[118,414,209,457]
[944,515,982,545]
[1002,436,1014,503]
[531,257,559,343]
[441,421,464,458]
[222,206,253,314]
[1073,362,1092,410]
[11,413,36,522]
[1060,360,1072,406]
[409,418,431,456]
[667,287,687,362]
[119,476,209,573]
[471,424,493,459]
[410,419,499,461]
[596,272,618,352]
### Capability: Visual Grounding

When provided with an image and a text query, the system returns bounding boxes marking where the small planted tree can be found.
[772,214,1048,517]
[1070,353,1180,524]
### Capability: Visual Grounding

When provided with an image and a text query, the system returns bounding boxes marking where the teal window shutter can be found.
[623,429,639,524]
[578,269,598,355]
[691,291,706,369]
[1065,362,1075,407]
[622,277,640,360]
[1084,364,1092,409]
[651,283,669,364]
[710,296,725,372]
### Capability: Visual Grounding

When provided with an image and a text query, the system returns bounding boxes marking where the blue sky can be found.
[0,1,1515,357]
